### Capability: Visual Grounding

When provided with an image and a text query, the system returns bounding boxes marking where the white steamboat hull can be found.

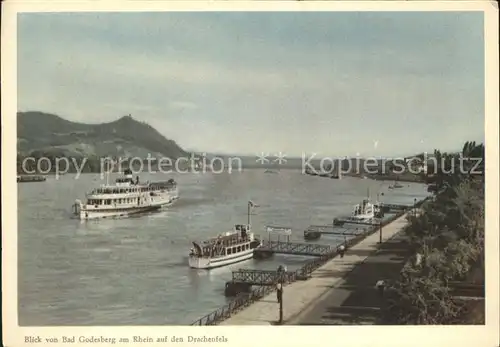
[75,192,178,221]
[188,248,254,269]
[351,213,374,221]
[76,203,169,220]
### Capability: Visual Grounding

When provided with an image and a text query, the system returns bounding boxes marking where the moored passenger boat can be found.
[350,198,383,221]
[188,224,262,269]
[188,200,262,269]
[72,170,179,220]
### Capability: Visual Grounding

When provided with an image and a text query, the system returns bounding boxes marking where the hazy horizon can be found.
[18,12,485,157]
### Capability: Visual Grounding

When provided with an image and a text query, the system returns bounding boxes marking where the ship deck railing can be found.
[204,237,252,246]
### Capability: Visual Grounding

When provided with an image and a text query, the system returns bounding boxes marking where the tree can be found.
[381,140,485,324]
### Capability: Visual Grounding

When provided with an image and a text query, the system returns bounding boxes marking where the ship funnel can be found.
[124,169,133,179]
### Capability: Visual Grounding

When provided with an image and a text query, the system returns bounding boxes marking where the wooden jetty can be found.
[333,217,382,227]
[231,269,296,286]
[224,255,337,297]
[253,240,332,259]
[224,269,298,296]
[330,202,415,227]
[303,225,366,241]
[17,175,46,183]
[308,205,413,240]
[380,203,412,211]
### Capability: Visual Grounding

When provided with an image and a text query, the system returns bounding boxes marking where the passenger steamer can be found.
[188,201,262,269]
[72,170,179,220]
[351,198,382,221]
[333,197,384,227]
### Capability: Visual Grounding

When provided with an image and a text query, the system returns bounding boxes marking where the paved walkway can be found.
[288,231,411,325]
[220,213,413,325]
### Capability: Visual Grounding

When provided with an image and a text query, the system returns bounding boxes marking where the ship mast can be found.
[247,200,259,226]
[247,201,251,225]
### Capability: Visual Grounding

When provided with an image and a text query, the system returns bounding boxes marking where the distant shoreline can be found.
[16,168,429,187]
[16,153,431,183]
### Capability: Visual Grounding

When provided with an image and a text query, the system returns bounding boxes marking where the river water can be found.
[18,169,429,325]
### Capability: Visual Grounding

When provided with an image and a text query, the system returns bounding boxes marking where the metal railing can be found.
[189,202,421,325]
[190,285,274,326]
[258,240,332,256]
[231,269,297,286]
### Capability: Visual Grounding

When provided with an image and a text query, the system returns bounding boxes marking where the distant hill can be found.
[17,111,187,159]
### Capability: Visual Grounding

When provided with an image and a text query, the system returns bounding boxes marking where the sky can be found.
[17,11,485,157]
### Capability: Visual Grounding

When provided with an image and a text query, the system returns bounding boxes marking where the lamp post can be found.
[379,220,383,244]
[276,265,284,324]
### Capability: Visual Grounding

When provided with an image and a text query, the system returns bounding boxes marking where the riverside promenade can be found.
[288,230,411,325]
[220,212,413,325]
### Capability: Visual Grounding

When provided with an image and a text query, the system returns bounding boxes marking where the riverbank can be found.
[219,211,414,325]
[365,173,426,183]
[307,171,427,184]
